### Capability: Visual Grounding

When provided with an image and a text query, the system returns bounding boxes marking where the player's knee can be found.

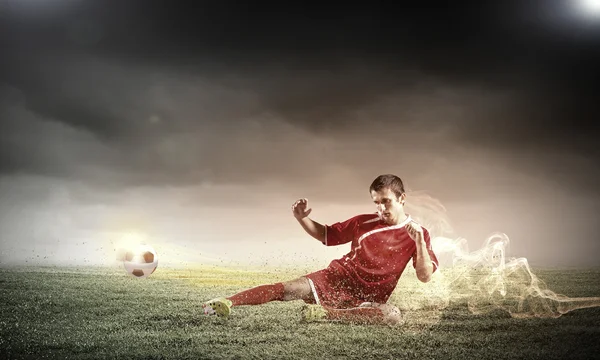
[282,278,311,301]
[379,304,403,325]
[282,284,296,300]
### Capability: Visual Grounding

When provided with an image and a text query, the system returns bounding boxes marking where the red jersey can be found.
[314,213,439,305]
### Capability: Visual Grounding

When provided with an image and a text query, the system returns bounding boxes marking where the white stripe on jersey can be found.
[351,215,414,260]
[357,215,413,243]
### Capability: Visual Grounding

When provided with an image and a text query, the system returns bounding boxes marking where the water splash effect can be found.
[403,190,600,319]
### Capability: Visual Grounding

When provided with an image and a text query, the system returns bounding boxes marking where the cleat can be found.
[301,304,328,322]
[202,298,233,317]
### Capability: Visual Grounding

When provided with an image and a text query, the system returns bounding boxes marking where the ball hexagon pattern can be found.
[122,244,158,278]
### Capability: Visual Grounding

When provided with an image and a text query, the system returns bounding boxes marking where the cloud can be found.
[3,54,599,200]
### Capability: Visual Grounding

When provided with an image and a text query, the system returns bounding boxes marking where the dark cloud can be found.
[1,55,598,200]
[4,0,598,157]
[4,1,598,80]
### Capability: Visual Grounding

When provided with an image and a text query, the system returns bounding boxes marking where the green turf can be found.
[1,265,599,359]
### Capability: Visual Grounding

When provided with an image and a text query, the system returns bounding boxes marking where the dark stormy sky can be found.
[0,1,599,268]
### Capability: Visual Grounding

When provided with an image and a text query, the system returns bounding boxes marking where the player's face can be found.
[371,187,406,225]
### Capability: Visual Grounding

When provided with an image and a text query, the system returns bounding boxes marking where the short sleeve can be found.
[412,228,440,273]
[324,216,359,247]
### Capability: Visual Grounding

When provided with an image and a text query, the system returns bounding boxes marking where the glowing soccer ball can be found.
[122,244,158,278]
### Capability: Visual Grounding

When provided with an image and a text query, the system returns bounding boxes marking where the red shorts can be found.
[303,260,385,309]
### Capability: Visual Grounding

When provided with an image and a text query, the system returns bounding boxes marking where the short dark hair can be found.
[369,174,405,198]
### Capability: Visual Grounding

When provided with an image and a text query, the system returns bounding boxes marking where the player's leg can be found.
[202,283,285,316]
[227,283,285,306]
[303,302,403,325]
[202,277,314,317]
[227,276,312,305]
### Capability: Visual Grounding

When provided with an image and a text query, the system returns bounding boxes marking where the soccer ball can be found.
[122,244,158,278]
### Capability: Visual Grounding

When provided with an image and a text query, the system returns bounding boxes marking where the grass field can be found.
[1,265,599,360]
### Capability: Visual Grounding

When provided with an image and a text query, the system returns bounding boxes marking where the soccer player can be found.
[202,174,439,325]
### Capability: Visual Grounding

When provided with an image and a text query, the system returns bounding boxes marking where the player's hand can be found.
[292,198,312,220]
[406,221,424,243]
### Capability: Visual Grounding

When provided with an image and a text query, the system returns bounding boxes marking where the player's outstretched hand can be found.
[292,198,312,220]
[406,221,424,243]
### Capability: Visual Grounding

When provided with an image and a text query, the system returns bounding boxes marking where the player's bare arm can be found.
[406,221,434,283]
[292,198,326,243]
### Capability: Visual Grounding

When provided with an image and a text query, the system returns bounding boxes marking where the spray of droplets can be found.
[402,190,600,319]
